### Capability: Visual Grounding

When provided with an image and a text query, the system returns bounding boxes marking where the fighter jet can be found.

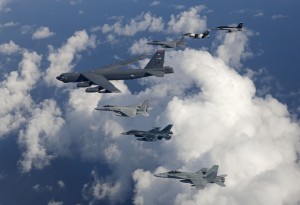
[56,50,173,93]
[213,22,244,32]
[183,30,210,39]
[146,36,185,48]
[95,100,152,117]
[121,124,173,142]
[154,165,226,190]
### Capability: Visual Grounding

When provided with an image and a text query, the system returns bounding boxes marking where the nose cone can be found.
[121,132,128,135]
[56,75,63,81]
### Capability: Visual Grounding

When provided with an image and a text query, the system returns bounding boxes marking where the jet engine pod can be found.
[77,81,92,87]
[85,86,100,93]
[165,136,171,140]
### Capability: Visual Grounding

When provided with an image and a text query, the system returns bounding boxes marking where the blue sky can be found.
[0,1,300,205]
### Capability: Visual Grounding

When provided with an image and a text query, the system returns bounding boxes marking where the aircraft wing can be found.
[117,109,137,117]
[98,54,148,70]
[190,178,207,190]
[82,72,121,93]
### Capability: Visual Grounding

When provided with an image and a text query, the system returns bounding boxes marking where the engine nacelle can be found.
[85,86,100,93]
[165,136,171,140]
[77,81,92,87]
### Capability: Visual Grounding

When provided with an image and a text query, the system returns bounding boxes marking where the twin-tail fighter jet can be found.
[95,100,152,117]
[183,30,210,39]
[146,36,185,48]
[154,165,227,190]
[122,124,173,142]
[213,22,244,33]
[56,50,173,93]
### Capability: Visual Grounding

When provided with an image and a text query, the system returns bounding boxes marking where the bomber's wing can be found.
[190,178,207,190]
[82,72,121,93]
[97,54,148,70]
[117,108,137,117]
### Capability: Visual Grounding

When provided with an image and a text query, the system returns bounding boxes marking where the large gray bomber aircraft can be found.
[154,165,227,190]
[122,124,173,142]
[146,37,185,48]
[95,100,152,117]
[56,50,173,93]
[213,22,244,33]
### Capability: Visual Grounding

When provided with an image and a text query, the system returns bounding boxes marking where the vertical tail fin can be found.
[161,124,173,132]
[205,165,219,181]
[237,22,244,29]
[138,100,151,116]
[144,50,165,69]
[176,36,185,46]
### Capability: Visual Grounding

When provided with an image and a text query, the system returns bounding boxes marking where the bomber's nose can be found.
[154,173,167,178]
[56,76,61,80]
[121,132,128,135]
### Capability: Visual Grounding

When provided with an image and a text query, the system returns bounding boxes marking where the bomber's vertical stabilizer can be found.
[161,124,173,133]
[237,22,244,29]
[144,50,165,69]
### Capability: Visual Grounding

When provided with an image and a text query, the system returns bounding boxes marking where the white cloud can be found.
[0,0,10,12]
[254,11,264,17]
[44,30,96,87]
[47,200,63,205]
[0,21,19,28]
[57,180,65,188]
[18,99,64,172]
[150,1,160,7]
[0,51,42,137]
[167,5,207,33]
[271,14,287,20]
[0,41,21,55]
[82,170,121,203]
[129,38,155,55]
[32,26,55,40]
[101,5,207,40]
[101,12,164,36]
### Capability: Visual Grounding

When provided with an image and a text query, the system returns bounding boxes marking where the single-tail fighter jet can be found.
[213,22,244,32]
[95,100,153,117]
[122,124,173,142]
[146,36,185,48]
[154,165,227,190]
[56,50,173,93]
[183,30,210,39]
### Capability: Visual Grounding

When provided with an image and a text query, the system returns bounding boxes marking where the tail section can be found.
[144,50,164,69]
[237,22,244,29]
[213,174,227,187]
[138,100,152,117]
[161,124,173,133]
[205,165,219,181]
[176,36,185,46]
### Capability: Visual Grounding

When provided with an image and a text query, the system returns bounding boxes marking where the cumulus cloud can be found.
[167,5,207,33]
[150,1,160,7]
[254,10,264,17]
[0,21,18,28]
[44,30,96,87]
[82,170,121,204]
[57,180,65,188]
[271,14,287,20]
[100,5,207,42]
[0,51,41,137]
[101,12,164,37]
[0,41,22,55]
[0,0,10,11]
[47,200,63,205]
[18,99,64,172]
[32,26,55,40]
[129,37,155,55]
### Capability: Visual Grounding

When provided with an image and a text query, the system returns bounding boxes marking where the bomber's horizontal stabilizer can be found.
[146,70,165,77]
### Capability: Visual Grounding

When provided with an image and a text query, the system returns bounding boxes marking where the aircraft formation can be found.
[56,22,244,190]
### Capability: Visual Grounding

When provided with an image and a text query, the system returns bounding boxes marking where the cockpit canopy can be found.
[168,170,181,174]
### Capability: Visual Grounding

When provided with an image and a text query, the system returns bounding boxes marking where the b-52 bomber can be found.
[56,50,173,93]
[95,100,152,117]
[183,30,210,39]
[122,124,173,141]
[213,22,244,33]
[154,165,227,190]
[146,37,185,48]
